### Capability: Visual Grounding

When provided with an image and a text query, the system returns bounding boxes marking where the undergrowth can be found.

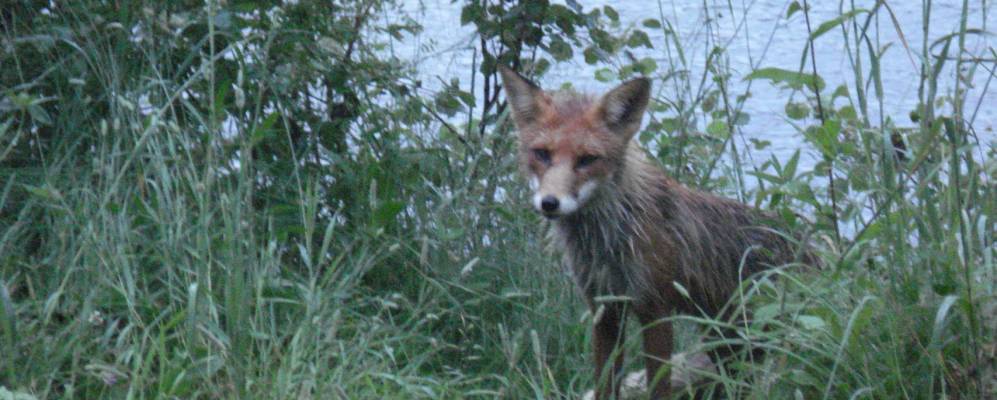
[0,1,993,399]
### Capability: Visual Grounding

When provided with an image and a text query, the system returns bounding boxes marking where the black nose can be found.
[540,196,559,212]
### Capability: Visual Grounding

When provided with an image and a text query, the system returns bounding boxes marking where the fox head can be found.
[498,66,651,219]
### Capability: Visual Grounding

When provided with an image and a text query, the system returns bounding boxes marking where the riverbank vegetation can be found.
[1,1,993,398]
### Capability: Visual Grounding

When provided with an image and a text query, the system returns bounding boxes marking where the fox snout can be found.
[529,168,598,218]
[535,194,574,218]
[531,189,582,219]
[539,196,559,212]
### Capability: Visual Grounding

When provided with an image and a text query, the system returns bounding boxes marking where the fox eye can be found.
[576,154,599,168]
[533,148,551,164]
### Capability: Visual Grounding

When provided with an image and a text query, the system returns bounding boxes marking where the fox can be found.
[498,65,814,399]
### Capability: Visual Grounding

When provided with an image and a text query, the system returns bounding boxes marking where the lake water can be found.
[391,0,995,175]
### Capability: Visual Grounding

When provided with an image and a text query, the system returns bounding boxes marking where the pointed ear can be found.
[596,78,651,138]
[498,65,549,128]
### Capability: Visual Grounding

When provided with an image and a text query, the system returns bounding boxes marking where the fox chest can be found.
[553,224,651,301]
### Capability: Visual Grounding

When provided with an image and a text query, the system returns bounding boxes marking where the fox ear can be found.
[597,78,651,138]
[498,65,549,128]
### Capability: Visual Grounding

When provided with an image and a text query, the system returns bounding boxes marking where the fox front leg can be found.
[593,304,627,400]
[637,306,674,399]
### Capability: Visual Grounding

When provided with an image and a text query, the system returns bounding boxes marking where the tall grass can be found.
[627,0,996,398]
[1,1,994,399]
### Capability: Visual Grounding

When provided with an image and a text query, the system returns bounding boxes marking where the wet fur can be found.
[499,66,813,399]
[556,142,806,314]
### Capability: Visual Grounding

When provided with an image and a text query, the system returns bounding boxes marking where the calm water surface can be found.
[392,1,995,174]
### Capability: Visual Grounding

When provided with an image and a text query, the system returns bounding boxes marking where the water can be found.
[390,0,996,173]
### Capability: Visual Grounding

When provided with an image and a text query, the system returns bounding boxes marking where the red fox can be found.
[498,66,813,399]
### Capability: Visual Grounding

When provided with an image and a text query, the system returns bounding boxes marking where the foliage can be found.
[1,0,993,399]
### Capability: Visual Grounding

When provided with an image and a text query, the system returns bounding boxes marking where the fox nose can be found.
[540,196,559,212]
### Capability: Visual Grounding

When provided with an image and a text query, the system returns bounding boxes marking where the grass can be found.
[1,1,994,399]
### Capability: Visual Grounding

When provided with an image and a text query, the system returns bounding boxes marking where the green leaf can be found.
[0,279,16,374]
[701,93,717,112]
[809,118,841,158]
[822,117,841,136]
[23,184,58,201]
[27,104,52,126]
[831,84,849,99]
[434,91,462,116]
[594,68,616,82]
[460,3,482,25]
[603,5,619,22]
[745,67,825,91]
[784,149,801,178]
[642,18,662,28]
[590,28,615,52]
[524,1,546,18]
[750,138,771,150]
[750,170,783,185]
[732,111,751,126]
[706,119,728,136]
[456,90,476,108]
[583,46,599,64]
[789,369,820,388]
[837,105,857,121]
[636,57,658,74]
[796,315,827,331]
[532,58,551,75]
[810,9,868,41]
[372,200,405,228]
[627,30,652,48]
[250,112,280,146]
[855,217,884,243]
[754,303,781,323]
[549,5,579,35]
[786,1,802,18]
[785,101,810,120]
[548,37,573,61]
[659,117,680,133]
